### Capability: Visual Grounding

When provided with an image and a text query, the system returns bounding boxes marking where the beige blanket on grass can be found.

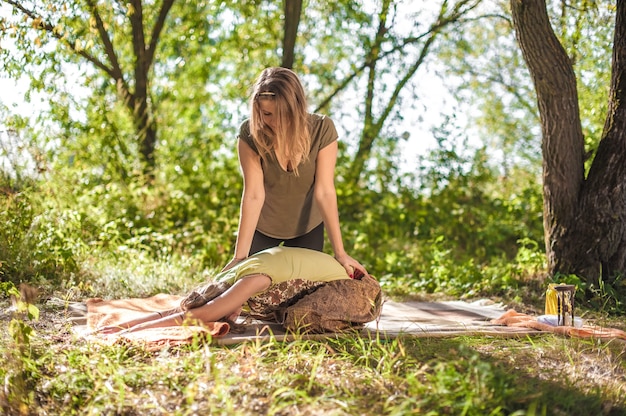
[86,294,230,351]
[492,309,626,340]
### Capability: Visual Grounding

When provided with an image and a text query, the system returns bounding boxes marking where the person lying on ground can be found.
[96,246,360,335]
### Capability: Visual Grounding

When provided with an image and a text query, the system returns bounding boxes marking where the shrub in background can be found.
[0,191,80,286]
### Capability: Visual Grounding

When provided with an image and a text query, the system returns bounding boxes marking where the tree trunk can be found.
[129,0,158,172]
[571,0,626,284]
[282,0,302,69]
[510,0,585,275]
[511,0,626,284]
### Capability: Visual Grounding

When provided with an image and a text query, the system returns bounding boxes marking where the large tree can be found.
[0,0,305,175]
[511,0,625,285]
[1,0,176,173]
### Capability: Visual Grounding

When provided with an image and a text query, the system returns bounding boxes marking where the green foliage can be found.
[0,281,16,297]
[1,284,41,415]
[0,190,80,286]
[0,112,42,193]
[6,331,621,415]
[437,1,542,169]
[336,116,544,299]
[42,156,242,270]
[585,274,626,316]
[410,347,521,415]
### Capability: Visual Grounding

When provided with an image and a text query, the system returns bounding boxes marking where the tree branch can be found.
[84,0,125,81]
[314,65,363,113]
[146,0,175,70]
[83,0,134,108]
[2,0,114,78]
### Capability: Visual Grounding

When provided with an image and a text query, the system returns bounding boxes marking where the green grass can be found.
[2,315,626,415]
[1,252,626,415]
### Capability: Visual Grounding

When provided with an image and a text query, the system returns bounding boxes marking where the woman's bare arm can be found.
[314,141,369,278]
[222,139,266,271]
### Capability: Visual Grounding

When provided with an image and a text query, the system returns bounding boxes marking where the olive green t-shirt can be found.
[238,113,338,239]
[214,246,350,286]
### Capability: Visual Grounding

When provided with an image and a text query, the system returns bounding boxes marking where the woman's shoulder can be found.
[238,119,251,135]
[308,113,338,146]
[237,119,256,147]
[309,113,333,125]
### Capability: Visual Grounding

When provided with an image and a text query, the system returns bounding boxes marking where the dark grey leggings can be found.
[249,223,325,255]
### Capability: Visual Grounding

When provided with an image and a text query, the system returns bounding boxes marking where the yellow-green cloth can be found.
[215,247,350,285]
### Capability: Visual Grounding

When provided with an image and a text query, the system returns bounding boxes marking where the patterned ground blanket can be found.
[67,297,625,348]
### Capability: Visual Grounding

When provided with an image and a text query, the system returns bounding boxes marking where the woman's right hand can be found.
[221,257,245,272]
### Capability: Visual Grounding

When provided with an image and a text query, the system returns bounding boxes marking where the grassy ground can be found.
[1,254,625,415]
[2,291,626,416]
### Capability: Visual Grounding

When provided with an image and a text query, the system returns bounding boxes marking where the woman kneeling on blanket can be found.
[98,246,369,335]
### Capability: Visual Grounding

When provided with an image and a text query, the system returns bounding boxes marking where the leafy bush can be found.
[1,283,41,414]
[1,102,548,304]
[0,191,80,286]
[336,132,545,300]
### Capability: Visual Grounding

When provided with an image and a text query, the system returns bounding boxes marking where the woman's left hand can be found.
[221,257,245,272]
[335,253,369,279]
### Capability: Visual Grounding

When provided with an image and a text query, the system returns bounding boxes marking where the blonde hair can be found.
[249,67,310,175]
